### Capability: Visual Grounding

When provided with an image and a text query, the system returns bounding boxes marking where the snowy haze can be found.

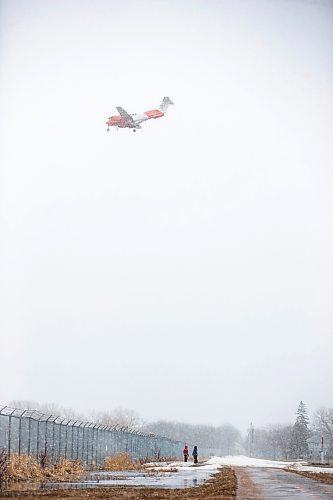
[1,0,332,432]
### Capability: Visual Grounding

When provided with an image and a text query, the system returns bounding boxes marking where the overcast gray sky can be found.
[1,0,332,432]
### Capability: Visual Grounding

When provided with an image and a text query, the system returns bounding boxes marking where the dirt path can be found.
[235,467,333,499]
[234,467,262,499]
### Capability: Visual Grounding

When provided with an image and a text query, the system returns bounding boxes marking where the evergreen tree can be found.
[290,401,309,458]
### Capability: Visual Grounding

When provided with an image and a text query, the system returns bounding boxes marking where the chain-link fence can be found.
[0,406,210,466]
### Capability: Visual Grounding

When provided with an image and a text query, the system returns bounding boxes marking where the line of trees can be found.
[246,402,333,460]
[7,399,333,460]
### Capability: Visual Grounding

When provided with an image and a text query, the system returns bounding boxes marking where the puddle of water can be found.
[3,467,215,491]
[55,467,215,489]
[1,465,216,491]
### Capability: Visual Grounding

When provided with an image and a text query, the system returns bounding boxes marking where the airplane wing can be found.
[116,106,134,122]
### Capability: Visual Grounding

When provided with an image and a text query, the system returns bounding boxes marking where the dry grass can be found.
[6,455,43,481]
[149,467,178,473]
[46,457,85,480]
[285,469,333,486]
[3,454,84,482]
[104,453,142,471]
[0,450,9,484]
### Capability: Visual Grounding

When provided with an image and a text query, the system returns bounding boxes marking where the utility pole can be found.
[248,423,254,457]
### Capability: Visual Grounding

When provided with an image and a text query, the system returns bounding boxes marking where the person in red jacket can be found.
[183,444,189,462]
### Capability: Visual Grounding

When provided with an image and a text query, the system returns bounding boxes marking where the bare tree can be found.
[7,400,84,420]
[312,407,333,457]
[89,407,143,429]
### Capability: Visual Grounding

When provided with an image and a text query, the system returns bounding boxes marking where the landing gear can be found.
[107,128,110,132]
[133,129,136,133]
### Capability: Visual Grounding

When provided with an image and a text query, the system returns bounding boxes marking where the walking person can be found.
[183,444,189,462]
[192,445,198,464]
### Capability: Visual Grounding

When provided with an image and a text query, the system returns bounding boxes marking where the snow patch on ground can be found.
[290,464,333,474]
[206,456,333,474]
[207,455,296,468]
[145,460,221,472]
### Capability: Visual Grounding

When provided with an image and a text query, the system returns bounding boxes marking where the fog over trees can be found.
[89,408,143,429]
[245,402,333,460]
[6,399,333,460]
[7,400,84,421]
[7,400,143,429]
[141,421,241,455]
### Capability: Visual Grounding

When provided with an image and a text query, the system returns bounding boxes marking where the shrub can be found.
[104,453,141,470]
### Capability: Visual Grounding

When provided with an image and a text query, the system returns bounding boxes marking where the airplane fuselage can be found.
[107,116,136,128]
[107,109,165,129]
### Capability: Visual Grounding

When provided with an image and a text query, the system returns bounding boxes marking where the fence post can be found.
[8,415,12,457]
[27,417,32,456]
[77,423,82,461]
[98,425,102,466]
[58,418,65,460]
[36,417,40,459]
[71,421,77,460]
[45,415,52,458]
[95,425,100,466]
[51,420,55,460]
[82,423,86,464]
[92,424,97,467]
[98,426,103,465]
[85,423,90,466]
[64,421,70,459]
[18,414,22,456]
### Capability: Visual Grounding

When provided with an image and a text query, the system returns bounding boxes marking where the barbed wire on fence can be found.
[0,405,211,466]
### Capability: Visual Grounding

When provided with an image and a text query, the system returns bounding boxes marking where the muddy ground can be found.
[0,467,237,499]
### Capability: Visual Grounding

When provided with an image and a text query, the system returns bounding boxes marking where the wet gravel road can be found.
[237,467,333,499]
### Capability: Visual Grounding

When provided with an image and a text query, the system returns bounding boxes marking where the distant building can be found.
[307,434,330,462]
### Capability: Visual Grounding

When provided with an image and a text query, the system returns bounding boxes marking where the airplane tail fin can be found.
[159,96,174,113]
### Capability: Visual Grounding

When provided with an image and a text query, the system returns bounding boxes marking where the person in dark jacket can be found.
[192,445,198,464]
[183,444,189,462]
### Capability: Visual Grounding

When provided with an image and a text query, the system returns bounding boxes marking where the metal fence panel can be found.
[0,406,210,466]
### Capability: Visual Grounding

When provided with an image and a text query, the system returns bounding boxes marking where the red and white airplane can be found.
[106,97,174,132]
